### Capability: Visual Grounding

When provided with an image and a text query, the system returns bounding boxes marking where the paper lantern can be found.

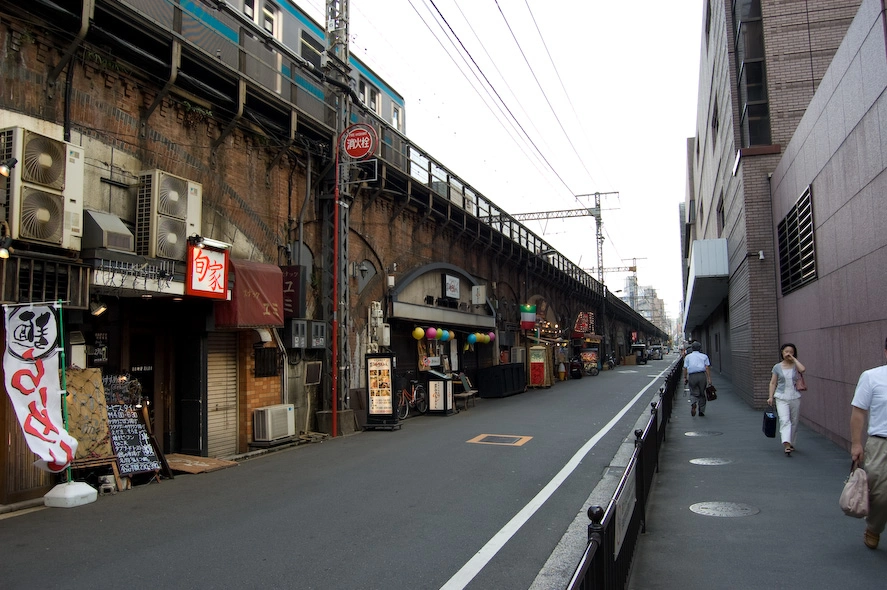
[412,327,425,340]
[426,327,437,340]
[488,332,496,342]
[467,333,477,344]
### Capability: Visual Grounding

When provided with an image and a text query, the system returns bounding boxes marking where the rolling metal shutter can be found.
[206,332,237,458]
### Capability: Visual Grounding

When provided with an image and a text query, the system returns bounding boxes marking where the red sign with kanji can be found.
[342,125,376,159]
[186,245,229,299]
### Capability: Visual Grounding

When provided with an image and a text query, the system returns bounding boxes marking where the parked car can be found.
[649,345,663,360]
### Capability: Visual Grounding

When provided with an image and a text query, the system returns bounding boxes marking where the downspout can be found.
[296,155,313,268]
[47,0,93,99]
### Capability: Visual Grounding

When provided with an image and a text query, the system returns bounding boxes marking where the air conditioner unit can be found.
[0,127,84,250]
[253,404,295,442]
[511,347,526,364]
[136,169,202,260]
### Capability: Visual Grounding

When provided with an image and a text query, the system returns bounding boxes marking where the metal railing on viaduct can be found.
[567,359,684,590]
[78,0,664,339]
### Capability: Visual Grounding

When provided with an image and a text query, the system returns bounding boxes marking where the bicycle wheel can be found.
[397,392,409,420]
[414,385,428,414]
[590,366,599,376]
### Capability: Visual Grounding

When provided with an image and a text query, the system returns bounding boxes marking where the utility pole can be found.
[324,0,352,437]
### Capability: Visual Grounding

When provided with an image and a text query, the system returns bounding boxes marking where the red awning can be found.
[215,259,284,328]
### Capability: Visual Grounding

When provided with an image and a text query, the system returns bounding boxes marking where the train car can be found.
[183,0,405,133]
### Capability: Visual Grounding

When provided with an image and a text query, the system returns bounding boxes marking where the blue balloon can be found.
[467,333,477,344]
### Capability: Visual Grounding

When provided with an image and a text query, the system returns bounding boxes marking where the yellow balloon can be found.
[412,327,425,340]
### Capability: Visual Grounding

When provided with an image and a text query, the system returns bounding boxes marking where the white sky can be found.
[303,0,703,320]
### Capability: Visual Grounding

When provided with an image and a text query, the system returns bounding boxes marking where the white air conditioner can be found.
[511,346,526,364]
[136,169,202,260]
[253,403,295,442]
[0,127,84,250]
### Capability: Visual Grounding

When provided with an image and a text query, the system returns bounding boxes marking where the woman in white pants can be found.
[767,343,806,456]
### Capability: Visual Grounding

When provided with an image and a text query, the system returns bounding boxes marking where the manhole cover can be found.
[467,434,532,446]
[690,502,759,517]
[690,457,733,465]
[684,431,723,437]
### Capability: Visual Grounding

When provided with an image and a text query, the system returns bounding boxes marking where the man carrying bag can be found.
[850,337,887,550]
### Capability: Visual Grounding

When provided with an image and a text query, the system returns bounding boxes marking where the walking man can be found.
[683,341,712,417]
[850,337,887,550]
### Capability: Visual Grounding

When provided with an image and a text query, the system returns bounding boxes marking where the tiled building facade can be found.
[683,0,862,409]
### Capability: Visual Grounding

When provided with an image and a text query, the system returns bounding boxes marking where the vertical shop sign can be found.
[3,303,78,472]
[367,355,394,415]
[186,244,229,299]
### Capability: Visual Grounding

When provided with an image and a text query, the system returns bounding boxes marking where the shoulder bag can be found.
[794,371,807,391]
[839,462,869,518]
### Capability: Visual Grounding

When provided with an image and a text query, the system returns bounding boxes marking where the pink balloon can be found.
[488,332,496,342]
[426,327,437,340]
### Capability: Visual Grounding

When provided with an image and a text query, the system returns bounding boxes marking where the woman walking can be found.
[767,343,806,456]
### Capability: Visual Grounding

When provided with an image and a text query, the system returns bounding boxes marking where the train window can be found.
[369,87,379,113]
[301,31,323,70]
[262,2,277,36]
[359,79,379,113]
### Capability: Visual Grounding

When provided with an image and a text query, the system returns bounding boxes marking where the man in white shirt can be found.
[682,341,712,417]
[851,337,887,550]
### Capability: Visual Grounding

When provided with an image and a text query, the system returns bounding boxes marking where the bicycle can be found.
[396,372,427,419]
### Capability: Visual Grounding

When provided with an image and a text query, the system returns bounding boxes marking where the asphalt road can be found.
[0,359,678,590]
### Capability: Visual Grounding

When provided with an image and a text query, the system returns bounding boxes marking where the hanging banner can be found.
[3,303,78,472]
[520,304,537,330]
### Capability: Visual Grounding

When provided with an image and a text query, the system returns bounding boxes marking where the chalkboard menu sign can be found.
[107,404,162,476]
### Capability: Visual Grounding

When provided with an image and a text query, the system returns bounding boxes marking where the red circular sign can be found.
[342,125,376,159]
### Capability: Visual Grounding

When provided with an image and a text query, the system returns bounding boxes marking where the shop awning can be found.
[215,259,284,328]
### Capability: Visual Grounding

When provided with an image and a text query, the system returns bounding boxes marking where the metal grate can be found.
[778,186,817,295]
[254,347,279,377]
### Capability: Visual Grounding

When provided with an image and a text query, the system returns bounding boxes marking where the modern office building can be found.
[682,0,862,408]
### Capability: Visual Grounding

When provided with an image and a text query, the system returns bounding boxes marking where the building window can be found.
[733,0,770,147]
[711,97,719,145]
[254,347,279,377]
[778,186,817,295]
[716,193,725,236]
[244,0,255,19]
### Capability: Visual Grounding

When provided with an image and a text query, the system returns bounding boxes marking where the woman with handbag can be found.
[767,343,806,456]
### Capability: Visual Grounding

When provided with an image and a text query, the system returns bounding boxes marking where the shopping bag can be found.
[839,463,869,518]
[762,409,777,438]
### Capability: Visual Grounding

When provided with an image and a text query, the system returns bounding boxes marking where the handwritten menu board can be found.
[106,404,162,476]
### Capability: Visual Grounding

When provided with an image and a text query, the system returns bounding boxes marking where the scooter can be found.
[569,357,583,379]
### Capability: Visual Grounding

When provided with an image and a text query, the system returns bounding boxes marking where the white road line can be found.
[440,369,668,590]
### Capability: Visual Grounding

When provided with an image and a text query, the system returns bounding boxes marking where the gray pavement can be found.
[629,373,887,589]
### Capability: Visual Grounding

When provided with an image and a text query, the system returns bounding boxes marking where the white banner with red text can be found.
[3,303,78,472]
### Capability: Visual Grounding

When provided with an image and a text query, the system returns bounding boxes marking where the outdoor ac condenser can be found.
[253,404,295,442]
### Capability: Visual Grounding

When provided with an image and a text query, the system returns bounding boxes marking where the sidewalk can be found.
[628,373,887,589]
